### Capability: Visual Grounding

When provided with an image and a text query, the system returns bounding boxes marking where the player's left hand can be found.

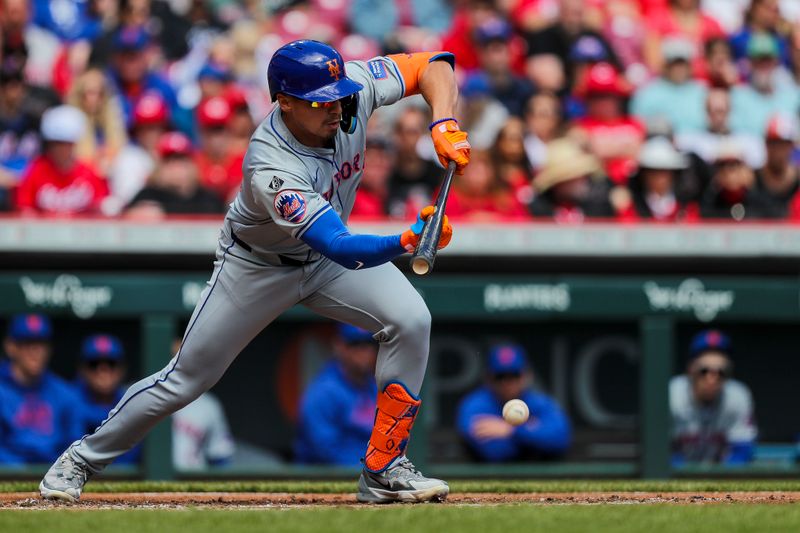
[471,415,515,441]
[430,119,470,175]
[400,205,453,252]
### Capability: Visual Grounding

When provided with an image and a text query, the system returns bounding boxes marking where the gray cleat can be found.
[357,456,449,503]
[39,449,91,502]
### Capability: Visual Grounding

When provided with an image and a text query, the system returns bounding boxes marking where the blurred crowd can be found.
[3,0,800,221]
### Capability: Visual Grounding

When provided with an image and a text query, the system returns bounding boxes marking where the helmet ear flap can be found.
[340,93,358,134]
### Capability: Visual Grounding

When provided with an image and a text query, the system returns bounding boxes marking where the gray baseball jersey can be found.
[68,56,434,471]
[670,375,757,462]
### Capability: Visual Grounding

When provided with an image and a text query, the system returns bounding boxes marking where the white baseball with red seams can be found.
[503,399,530,426]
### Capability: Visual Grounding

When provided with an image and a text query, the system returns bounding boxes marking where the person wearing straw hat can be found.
[626,136,698,221]
[529,138,616,221]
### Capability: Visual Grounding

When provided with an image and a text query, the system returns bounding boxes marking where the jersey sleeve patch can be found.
[268,176,285,191]
[274,190,307,223]
[368,60,388,80]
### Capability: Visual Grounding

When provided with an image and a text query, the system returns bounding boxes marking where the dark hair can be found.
[704,37,732,58]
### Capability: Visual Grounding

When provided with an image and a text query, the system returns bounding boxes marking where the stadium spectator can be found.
[631,37,707,135]
[440,0,518,73]
[671,330,757,465]
[105,93,169,215]
[348,0,452,47]
[0,314,82,464]
[491,117,535,209]
[702,38,740,89]
[16,105,109,216]
[530,138,616,221]
[570,62,645,184]
[525,0,617,91]
[471,18,535,117]
[588,0,647,83]
[67,68,129,177]
[0,0,62,86]
[386,106,440,219]
[169,340,235,470]
[457,343,571,462]
[194,96,244,202]
[351,138,393,219]
[730,33,800,136]
[623,136,698,221]
[642,0,725,75]
[197,62,234,100]
[456,74,510,151]
[754,114,800,218]
[446,150,530,220]
[699,139,767,220]
[563,33,617,118]
[523,92,562,172]
[676,88,765,170]
[223,85,256,155]
[108,26,191,137]
[295,324,378,466]
[125,131,224,218]
[74,334,140,465]
[730,0,790,68]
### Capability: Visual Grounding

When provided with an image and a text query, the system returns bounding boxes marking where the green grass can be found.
[2,505,800,533]
[4,479,800,494]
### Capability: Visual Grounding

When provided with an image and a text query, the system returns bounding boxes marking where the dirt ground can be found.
[2,491,800,509]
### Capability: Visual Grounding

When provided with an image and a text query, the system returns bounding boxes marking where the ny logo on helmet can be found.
[326,59,341,81]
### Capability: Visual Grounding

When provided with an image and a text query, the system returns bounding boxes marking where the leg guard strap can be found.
[364,381,420,473]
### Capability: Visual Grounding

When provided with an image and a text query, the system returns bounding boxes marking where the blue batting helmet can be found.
[267,40,363,103]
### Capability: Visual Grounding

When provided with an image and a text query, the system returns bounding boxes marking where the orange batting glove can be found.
[400,206,453,252]
[430,118,471,175]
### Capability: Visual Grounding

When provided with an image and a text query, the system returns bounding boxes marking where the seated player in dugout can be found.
[295,324,378,466]
[457,344,571,462]
[74,334,140,465]
[670,330,757,466]
[40,40,470,504]
[0,314,83,464]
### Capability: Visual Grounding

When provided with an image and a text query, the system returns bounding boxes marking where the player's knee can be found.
[396,306,431,340]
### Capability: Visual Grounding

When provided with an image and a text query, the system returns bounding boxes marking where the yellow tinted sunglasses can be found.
[310,101,337,108]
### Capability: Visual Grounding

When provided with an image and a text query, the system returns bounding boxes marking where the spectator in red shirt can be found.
[643,0,725,75]
[530,138,616,221]
[194,96,244,203]
[491,117,535,209]
[571,62,645,184]
[351,138,394,219]
[447,150,530,221]
[16,105,108,216]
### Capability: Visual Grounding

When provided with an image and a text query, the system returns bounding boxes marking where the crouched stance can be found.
[40,40,470,503]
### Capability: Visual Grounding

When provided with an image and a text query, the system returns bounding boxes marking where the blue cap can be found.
[487,344,527,375]
[81,334,124,362]
[113,26,150,52]
[198,62,233,82]
[7,313,52,342]
[474,18,513,45]
[688,330,732,359]
[570,35,609,63]
[338,323,375,344]
[461,73,492,99]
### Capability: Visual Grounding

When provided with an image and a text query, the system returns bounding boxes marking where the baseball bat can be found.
[410,160,457,276]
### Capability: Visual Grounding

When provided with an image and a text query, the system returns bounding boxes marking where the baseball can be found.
[502,399,529,426]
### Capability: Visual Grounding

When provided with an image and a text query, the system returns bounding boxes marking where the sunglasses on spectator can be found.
[86,359,119,370]
[695,366,728,378]
[492,372,522,381]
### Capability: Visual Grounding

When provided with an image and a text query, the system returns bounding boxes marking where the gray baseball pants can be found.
[70,236,431,471]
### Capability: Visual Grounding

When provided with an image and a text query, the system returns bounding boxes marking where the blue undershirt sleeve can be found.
[301,208,406,269]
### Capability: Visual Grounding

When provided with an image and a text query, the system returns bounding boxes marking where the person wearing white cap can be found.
[16,105,108,215]
[626,137,695,221]
[754,114,800,218]
[631,37,707,135]
[699,138,769,220]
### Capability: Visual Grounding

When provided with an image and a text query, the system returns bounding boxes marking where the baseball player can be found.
[40,40,470,503]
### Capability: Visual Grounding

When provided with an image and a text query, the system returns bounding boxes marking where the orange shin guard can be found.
[364,382,421,473]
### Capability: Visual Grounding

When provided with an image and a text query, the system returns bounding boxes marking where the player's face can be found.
[689,352,730,403]
[490,371,528,403]
[82,359,124,396]
[5,340,51,381]
[278,94,342,147]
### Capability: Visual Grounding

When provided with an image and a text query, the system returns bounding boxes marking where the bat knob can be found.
[412,257,431,276]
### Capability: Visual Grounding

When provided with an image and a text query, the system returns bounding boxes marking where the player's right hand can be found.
[430,119,471,175]
[400,205,453,252]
